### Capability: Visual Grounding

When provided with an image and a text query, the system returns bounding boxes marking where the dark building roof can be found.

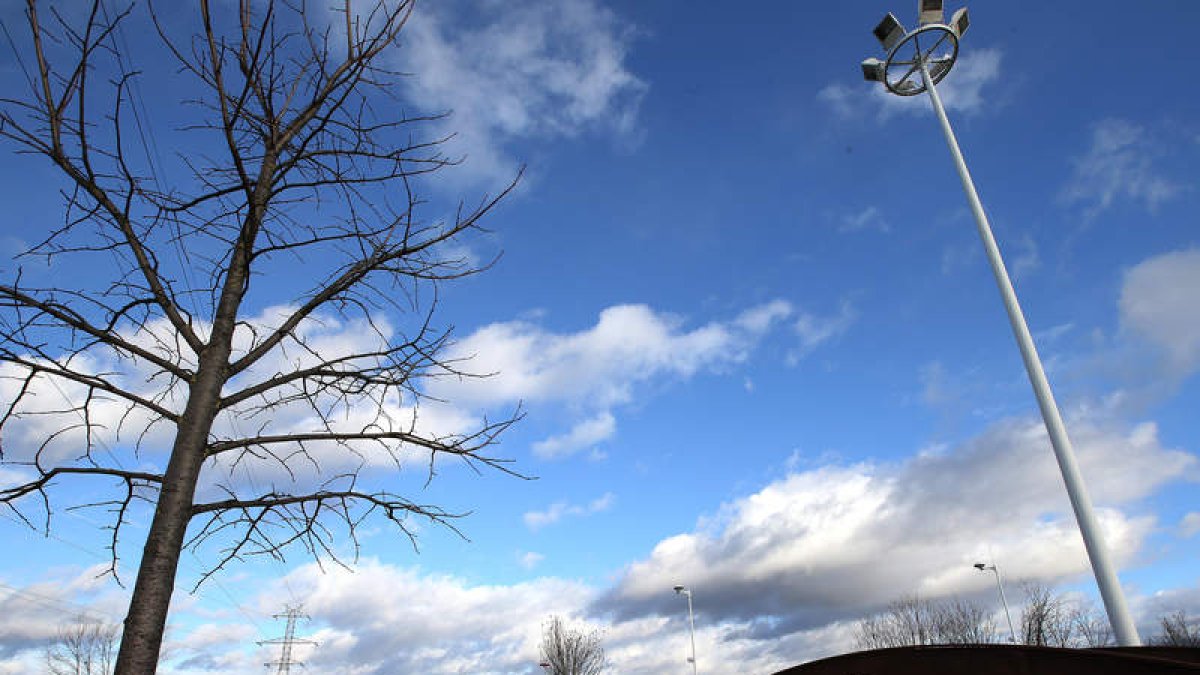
[773,645,1200,675]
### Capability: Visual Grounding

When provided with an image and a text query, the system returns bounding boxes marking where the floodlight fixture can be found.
[973,562,987,570]
[873,13,906,51]
[950,7,970,36]
[856,3,1142,648]
[927,58,953,81]
[673,584,686,594]
[861,57,886,82]
[919,0,945,25]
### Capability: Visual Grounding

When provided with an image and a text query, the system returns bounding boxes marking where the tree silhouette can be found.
[539,616,607,675]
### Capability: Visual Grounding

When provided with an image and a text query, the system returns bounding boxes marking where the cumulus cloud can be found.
[137,405,1195,674]
[267,560,596,674]
[400,0,646,186]
[0,304,492,504]
[819,48,1002,121]
[596,412,1194,628]
[8,411,1190,673]
[1060,119,1180,217]
[1119,249,1200,373]
[161,557,860,675]
[0,565,126,669]
[524,492,615,531]
[435,301,794,459]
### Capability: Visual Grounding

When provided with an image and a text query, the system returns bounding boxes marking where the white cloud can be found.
[519,551,546,570]
[0,565,127,669]
[401,0,646,186]
[532,411,616,459]
[1181,512,1200,538]
[270,559,596,674]
[788,301,856,364]
[437,303,787,408]
[1011,234,1040,280]
[735,299,794,334]
[819,48,1002,120]
[599,412,1193,627]
[1061,119,1180,217]
[127,408,1190,674]
[435,301,793,460]
[1119,249,1200,372]
[838,206,889,234]
[524,492,615,530]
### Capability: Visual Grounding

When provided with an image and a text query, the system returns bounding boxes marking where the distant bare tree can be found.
[1017,582,1111,647]
[1020,582,1074,647]
[854,594,998,649]
[1153,611,1200,647]
[1070,603,1114,647]
[0,0,520,671]
[857,585,1116,652]
[854,595,932,649]
[45,615,119,675]
[931,597,999,645]
[539,616,606,675]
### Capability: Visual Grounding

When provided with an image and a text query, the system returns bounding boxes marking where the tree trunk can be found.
[113,143,263,674]
[112,362,225,673]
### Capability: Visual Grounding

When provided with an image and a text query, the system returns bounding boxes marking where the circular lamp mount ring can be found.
[883,24,959,96]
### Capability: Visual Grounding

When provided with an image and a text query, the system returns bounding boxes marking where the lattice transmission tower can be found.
[259,605,317,673]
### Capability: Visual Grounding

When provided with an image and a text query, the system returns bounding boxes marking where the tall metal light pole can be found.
[974,562,1017,643]
[859,2,1140,646]
[673,585,698,674]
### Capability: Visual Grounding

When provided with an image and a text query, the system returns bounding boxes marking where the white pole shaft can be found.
[992,567,1017,644]
[919,63,1140,646]
[686,592,698,675]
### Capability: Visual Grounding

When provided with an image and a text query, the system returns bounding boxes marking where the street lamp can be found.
[974,562,1017,643]
[858,3,1140,647]
[673,585,698,675]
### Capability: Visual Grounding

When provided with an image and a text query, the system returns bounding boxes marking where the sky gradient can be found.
[1,0,1199,673]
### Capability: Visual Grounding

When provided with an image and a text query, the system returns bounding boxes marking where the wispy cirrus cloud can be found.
[532,411,616,459]
[1060,119,1181,218]
[524,492,615,531]
[788,300,856,364]
[401,0,646,187]
[837,206,890,234]
[819,48,1002,121]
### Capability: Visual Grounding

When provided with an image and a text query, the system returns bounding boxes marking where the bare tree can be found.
[1070,602,1114,648]
[1153,611,1200,647]
[45,615,119,675]
[539,616,607,675]
[1020,582,1075,647]
[931,597,999,645]
[853,594,998,649]
[856,585,1116,652]
[1017,582,1111,647]
[0,0,520,671]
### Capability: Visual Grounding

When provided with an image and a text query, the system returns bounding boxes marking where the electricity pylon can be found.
[259,605,317,673]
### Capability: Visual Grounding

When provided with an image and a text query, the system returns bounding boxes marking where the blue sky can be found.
[1,0,1199,672]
